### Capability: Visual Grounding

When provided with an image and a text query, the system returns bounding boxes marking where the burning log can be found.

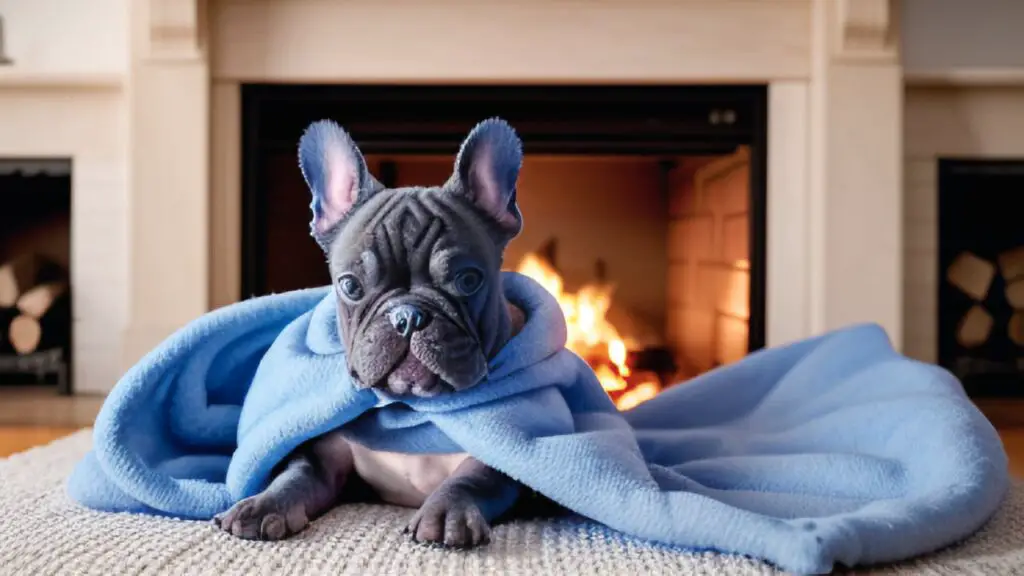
[615,378,661,411]
[627,347,677,376]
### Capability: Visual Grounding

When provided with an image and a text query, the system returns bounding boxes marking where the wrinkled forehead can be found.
[328,187,498,270]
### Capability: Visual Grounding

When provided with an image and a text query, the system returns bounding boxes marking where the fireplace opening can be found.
[242,85,766,405]
[938,159,1024,398]
[0,159,73,393]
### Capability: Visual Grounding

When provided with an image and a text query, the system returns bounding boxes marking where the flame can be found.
[515,252,661,410]
[616,381,660,411]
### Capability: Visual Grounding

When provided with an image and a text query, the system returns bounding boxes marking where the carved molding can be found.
[833,0,898,62]
[145,0,203,61]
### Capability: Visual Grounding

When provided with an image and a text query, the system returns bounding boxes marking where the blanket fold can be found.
[67,272,1009,574]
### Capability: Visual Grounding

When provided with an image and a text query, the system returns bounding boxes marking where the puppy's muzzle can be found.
[388,304,431,340]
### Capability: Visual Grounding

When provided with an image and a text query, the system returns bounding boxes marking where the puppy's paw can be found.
[213,494,309,541]
[406,492,491,549]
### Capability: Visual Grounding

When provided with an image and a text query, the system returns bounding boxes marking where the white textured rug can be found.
[1,430,1021,576]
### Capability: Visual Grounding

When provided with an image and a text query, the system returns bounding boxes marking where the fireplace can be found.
[938,159,1024,398]
[0,159,73,393]
[242,85,767,404]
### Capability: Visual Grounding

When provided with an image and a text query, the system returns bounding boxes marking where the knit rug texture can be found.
[1,430,1021,576]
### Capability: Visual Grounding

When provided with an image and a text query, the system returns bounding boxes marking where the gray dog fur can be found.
[214,118,530,549]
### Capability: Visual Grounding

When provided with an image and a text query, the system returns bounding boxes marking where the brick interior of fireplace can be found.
[0,160,73,391]
[262,148,752,385]
[666,148,751,379]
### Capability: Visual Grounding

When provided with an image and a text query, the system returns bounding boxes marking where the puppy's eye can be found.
[453,268,484,296]
[337,274,365,301]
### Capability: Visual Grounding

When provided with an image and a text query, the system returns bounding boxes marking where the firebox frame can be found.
[937,157,1024,399]
[240,84,768,354]
[0,158,74,394]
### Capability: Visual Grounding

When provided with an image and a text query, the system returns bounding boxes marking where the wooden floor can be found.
[1000,428,1024,478]
[4,426,1024,478]
[0,386,104,428]
[0,426,81,457]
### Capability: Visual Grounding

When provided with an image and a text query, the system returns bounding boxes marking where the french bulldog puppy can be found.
[214,117,530,548]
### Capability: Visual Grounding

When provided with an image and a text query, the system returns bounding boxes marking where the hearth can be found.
[938,159,1024,398]
[241,85,767,404]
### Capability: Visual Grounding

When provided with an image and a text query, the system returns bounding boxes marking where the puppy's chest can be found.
[349,442,469,508]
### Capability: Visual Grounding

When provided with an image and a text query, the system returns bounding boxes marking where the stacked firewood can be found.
[0,254,70,355]
[946,247,1024,348]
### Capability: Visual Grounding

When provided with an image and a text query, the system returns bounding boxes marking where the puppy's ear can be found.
[298,119,379,249]
[450,117,524,240]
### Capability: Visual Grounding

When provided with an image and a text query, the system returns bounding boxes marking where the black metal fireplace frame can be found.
[240,84,769,354]
[937,157,1024,398]
[0,160,74,394]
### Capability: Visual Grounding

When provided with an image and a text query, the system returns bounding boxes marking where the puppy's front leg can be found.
[214,430,354,540]
[407,457,521,548]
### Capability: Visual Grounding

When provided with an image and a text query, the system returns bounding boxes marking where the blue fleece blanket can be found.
[67,272,1008,574]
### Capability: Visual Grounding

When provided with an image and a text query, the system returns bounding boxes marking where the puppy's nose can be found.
[388,304,430,339]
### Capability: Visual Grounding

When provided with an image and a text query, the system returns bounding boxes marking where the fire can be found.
[515,252,661,410]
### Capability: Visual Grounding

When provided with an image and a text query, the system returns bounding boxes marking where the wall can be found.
[666,150,751,376]
[901,0,1024,74]
[0,0,127,79]
[903,87,1024,363]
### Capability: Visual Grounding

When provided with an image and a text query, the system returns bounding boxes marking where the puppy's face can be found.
[297,119,524,398]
